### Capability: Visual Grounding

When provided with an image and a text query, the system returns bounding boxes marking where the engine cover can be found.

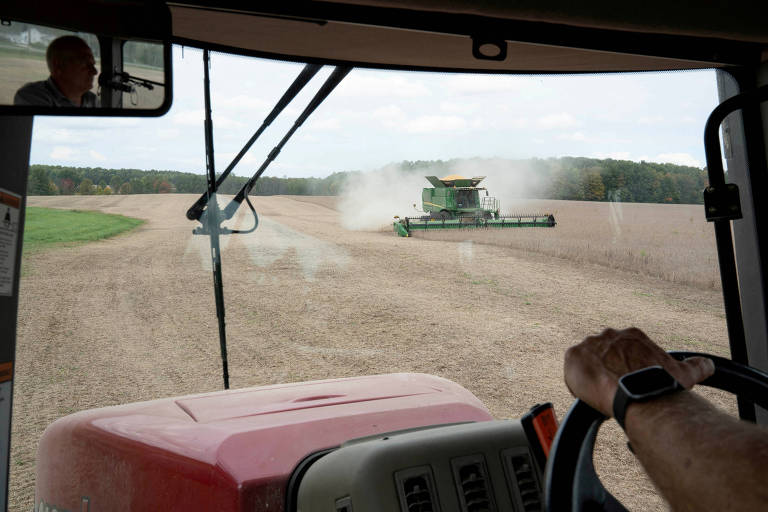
[34,373,491,511]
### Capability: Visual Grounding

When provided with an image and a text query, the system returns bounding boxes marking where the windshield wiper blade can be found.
[186,62,323,221]
[220,65,352,221]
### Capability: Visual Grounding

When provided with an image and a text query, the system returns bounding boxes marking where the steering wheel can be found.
[544,351,768,511]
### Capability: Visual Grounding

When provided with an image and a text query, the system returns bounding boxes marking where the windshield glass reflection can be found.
[11,49,731,511]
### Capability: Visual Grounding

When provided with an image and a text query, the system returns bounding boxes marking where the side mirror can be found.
[0,1,172,116]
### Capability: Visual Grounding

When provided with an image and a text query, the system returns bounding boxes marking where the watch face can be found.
[620,366,679,398]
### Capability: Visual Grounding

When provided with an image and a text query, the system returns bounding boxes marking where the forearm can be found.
[625,391,768,511]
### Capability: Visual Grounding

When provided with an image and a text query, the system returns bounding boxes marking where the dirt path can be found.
[10,194,730,510]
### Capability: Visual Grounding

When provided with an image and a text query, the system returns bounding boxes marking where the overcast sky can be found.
[28,46,720,179]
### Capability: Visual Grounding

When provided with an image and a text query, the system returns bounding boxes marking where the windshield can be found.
[11,47,733,511]
[456,189,477,208]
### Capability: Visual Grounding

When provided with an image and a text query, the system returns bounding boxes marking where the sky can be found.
[28,46,721,179]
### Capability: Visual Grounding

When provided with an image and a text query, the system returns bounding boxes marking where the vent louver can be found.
[403,476,433,511]
[452,455,496,512]
[335,496,352,512]
[508,453,542,512]
[395,466,439,512]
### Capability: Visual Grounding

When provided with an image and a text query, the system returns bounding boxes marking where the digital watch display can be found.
[613,365,682,430]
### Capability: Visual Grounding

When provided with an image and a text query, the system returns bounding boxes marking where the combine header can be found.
[394,174,556,237]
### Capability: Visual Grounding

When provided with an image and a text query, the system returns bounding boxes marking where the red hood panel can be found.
[35,373,492,512]
[175,373,441,423]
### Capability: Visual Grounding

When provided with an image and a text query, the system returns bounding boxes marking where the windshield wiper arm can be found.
[220,65,352,221]
[186,62,323,221]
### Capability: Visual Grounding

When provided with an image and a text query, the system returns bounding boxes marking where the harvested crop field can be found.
[413,199,721,289]
[11,194,732,511]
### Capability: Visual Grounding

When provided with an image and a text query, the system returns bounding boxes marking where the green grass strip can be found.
[23,207,144,253]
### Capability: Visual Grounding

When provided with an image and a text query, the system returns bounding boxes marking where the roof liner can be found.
[168,1,766,73]
[332,0,768,45]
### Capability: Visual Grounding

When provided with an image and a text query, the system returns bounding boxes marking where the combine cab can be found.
[394,175,556,237]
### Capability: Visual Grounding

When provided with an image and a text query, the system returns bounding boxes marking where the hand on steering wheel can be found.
[545,345,768,511]
[562,328,715,418]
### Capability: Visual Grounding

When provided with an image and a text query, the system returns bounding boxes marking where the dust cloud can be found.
[337,158,548,230]
[449,158,547,214]
[337,164,427,231]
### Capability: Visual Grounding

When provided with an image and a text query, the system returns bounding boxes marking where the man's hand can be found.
[564,327,715,417]
[564,328,768,512]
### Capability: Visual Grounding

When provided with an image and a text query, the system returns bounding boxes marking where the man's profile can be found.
[14,35,98,107]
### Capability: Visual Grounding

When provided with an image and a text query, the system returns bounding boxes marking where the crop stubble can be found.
[411,199,720,290]
[10,194,729,511]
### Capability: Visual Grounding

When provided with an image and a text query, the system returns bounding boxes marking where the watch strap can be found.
[612,385,632,430]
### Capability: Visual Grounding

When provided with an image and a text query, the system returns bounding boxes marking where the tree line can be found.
[398,156,710,204]
[27,165,349,197]
[28,156,710,204]
[530,157,709,204]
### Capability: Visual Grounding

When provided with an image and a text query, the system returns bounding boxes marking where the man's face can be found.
[53,44,98,95]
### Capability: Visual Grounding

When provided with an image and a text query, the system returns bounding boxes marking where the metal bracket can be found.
[704,183,743,222]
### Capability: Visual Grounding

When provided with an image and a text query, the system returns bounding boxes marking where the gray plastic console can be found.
[296,420,543,512]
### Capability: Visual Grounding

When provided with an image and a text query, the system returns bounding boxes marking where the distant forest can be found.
[28,156,710,204]
[396,156,710,204]
[27,166,349,197]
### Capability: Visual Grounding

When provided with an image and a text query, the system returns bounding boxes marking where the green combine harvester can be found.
[394,174,556,237]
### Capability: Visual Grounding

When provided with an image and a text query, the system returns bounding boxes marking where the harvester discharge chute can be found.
[394,175,556,237]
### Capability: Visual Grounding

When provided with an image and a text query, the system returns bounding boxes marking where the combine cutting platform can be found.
[394,213,555,236]
[394,175,556,237]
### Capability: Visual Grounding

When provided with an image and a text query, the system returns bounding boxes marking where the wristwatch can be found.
[612,365,682,430]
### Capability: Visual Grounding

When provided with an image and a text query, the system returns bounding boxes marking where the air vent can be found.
[502,450,542,512]
[335,496,352,512]
[395,466,439,512]
[452,455,496,512]
[401,476,434,511]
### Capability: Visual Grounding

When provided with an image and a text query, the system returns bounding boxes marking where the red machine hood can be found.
[35,373,492,511]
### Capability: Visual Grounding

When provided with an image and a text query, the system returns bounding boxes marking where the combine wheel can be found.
[431,210,450,220]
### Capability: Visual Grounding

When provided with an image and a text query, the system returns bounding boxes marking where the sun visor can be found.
[169,3,764,73]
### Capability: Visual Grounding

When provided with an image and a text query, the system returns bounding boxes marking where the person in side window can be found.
[14,35,98,107]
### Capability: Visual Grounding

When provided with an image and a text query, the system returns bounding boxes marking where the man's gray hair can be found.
[46,35,90,72]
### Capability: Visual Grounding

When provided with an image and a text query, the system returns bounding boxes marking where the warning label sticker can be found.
[0,189,21,297]
[0,362,12,383]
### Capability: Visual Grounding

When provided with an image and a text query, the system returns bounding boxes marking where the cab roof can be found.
[426,176,485,188]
